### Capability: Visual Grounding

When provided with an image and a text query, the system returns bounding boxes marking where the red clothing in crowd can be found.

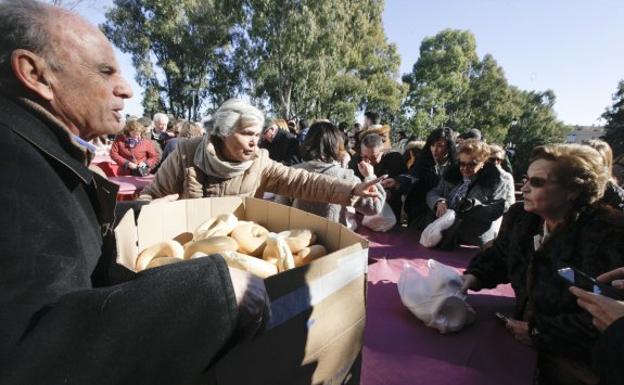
[110,135,160,175]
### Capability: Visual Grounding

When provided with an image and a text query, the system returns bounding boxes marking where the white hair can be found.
[153,113,169,124]
[211,99,265,138]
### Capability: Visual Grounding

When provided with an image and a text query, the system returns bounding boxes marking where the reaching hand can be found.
[352,175,387,199]
[597,267,624,290]
[381,178,399,189]
[460,274,479,293]
[228,267,271,339]
[570,286,624,331]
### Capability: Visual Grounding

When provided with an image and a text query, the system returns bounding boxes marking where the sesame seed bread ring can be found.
[183,236,239,259]
[231,222,269,257]
[136,240,184,272]
[278,229,317,253]
[221,251,278,279]
[194,213,239,241]
[294,244,327,267]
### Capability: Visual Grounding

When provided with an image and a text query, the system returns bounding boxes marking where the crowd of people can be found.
[3,1,624,385]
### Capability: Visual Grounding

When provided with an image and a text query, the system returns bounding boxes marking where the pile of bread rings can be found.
[134,213,328,278]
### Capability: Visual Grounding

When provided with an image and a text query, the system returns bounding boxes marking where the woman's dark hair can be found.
[301,121,344,163]
[417,127,457,171]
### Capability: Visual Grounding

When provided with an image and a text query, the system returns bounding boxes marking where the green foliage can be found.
[602,80,624,157]
[244,0,404,122]
[103,0,245,120]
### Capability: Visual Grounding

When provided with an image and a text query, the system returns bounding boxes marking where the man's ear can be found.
[10,49,55,101]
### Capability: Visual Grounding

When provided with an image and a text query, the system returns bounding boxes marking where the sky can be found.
[76,0,624,126]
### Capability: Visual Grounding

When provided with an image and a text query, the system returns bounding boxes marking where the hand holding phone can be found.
[558,266,624,300]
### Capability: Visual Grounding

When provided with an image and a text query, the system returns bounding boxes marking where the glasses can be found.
[459,160,480,168]
[522,175,558,188]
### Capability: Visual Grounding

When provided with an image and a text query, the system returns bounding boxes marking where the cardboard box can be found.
[115,197,368,385]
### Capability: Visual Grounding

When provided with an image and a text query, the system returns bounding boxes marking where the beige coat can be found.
[141,137,357,206]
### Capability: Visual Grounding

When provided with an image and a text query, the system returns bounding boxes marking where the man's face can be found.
[361,145,383,166]
[46,16,133,140]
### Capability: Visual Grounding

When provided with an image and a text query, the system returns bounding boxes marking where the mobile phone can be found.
[557,266,624,300]
[494,312,509,324]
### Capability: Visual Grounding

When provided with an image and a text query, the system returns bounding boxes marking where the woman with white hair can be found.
[141,99,383,203]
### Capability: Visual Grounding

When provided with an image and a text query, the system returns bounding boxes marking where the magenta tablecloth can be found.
[357,227,536,385]
[108,175,155,195]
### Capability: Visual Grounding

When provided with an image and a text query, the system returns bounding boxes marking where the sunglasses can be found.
[522,175,558,188]
[459,160,480,168]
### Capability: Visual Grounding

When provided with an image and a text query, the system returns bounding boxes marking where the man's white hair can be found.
[153,113,169,124]
[211,99,264,138]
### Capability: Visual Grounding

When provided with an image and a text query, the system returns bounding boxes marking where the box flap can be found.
[114,208,139,271]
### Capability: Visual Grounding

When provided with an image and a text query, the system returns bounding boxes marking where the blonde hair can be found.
[124,119,145,136]
[531,144,608,207]
[584,139,613,177]
[179,121,204,138]
[457,139,490,162]
[488,144,506,162]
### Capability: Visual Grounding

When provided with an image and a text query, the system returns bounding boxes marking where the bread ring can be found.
[294,244,327,267]
[183,236,239,259]
[136,240,184,272]
[146,256,183,269]
[221,251,278,279]
[278,229,317,253]
[173,231,194,246]
[194,213,239,241]
[231,221,269,257]
[263,234,295,272]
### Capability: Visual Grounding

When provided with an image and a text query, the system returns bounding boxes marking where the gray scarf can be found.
[193,135,253,178]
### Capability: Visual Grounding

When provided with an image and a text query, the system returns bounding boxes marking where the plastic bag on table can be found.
[397,259,476,334]
[362,202,396,232]
[419,209,456,248]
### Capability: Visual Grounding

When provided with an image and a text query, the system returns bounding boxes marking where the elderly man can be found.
[259,119,300,165]
[0,1,268,384]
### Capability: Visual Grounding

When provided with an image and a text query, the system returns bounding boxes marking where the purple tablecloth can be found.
[357,226,536,385]
[108,175,155,195]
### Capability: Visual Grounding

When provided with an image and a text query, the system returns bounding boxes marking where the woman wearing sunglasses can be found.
[425,139,516,248]
[462,144,624,385]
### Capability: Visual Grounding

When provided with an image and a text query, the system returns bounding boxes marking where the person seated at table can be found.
[570,266,624,385]
[388,127,457,229]
[161,121,205,162]
[140,99,383,204]
[110,119,160,176]
[259,118,301,165]
[425,139,515,248]
[462,144,624,385]
[348,133,406,222]
[584,139,624,212]
[274,121,385,226]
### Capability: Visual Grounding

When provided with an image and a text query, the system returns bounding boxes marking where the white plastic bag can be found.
[362,202,396,232]
[397,259,476,334]
[419,209,456,248]
[344,206,358,231]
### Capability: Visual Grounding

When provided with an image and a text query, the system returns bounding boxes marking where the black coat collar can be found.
[0,94,93,184]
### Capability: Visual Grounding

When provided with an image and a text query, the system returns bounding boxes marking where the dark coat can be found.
[260,129,301,165]
[593,317,624,385]
[0,95,238,385]
[465,202,624,363]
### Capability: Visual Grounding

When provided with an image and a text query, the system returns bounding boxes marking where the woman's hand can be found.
[505,319,532,346]
[597,267,624,290]
[381,178,399,189]
[358,160,374,178]
[352,175,388,199]
[127,161,138,170]
[435,200,448,218]
[570,286,624,331]
[460,274,479,293]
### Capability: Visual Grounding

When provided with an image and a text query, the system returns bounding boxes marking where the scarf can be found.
[126,136,140,149]
[194,135,253,178]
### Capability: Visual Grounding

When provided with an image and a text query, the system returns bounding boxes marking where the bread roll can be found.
[231,221,269,257]
[183,236,239,259]
[278,229,317,253]
[136,240,184,272]
[294,244,327,267]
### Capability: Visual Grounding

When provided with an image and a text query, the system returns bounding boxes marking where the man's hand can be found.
[352,175,387,199]
[506,319,532,346]
[357,160,374,178]
[461,274,479,293]
[570,286,624,331]
[597,267,624,290]
[228,267,271,339]
[381,178,399,189]
[435,200,448,218]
